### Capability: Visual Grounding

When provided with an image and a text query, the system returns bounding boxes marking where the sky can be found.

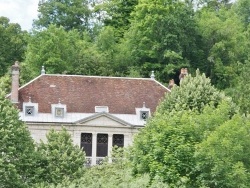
[0,0,40,31]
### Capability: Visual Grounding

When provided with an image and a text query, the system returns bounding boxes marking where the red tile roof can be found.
[18,75,169,114]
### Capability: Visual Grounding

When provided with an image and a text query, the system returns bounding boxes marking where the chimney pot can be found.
[168,79,175,89]
[179,68,188,81]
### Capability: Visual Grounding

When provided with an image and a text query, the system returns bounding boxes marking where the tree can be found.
[195,114,250,187]
[195,7,249,89]
[121,0,202,82]
[95,0,138,39]
[34,147,168,187]
[33,0,91,32]
[0,17,28,77]
[198,0,232,11]
[21,25,115,83]
[21,25,83,82]
[0,82,42,187]
[131,71,237,186]
[228,59,250,115]
[157,70,226,114]
[132,100,235,187]
[233,0,250,27]
[37,128,86,185]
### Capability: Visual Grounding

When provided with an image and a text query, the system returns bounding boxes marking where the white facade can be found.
[21,110,146,166]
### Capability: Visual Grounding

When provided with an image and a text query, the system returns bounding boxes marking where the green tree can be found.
[228,59,250,115]
[198,0,232,11]
[195,7,248,89]
[233,0,250,27]
[157,70,226,114]
[35,147,168,187]
[95,0,138,39]
[131,71,237,186]
[195,114,250,187]
[0,74,11,93]
[21,25,115,83]
[0,17,28,77]
[33,0,91,32]
[132,101,234,187]
[0,82,42,187]
[21,25,82,82]
[122,0,202,82]
[37,128,86,185]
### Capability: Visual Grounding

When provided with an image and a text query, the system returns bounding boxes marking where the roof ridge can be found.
[39,74,154,80]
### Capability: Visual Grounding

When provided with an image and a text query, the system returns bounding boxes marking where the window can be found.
[140,111,149,120]
[55,107,64,117]
[95,106,109,113]
[113,134,124,147]
[81,133,92,156]
[97,134,108,157]
[25,106,34,116]
[51,103,66,118]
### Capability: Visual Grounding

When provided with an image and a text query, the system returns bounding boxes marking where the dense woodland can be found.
[0,0,250,187]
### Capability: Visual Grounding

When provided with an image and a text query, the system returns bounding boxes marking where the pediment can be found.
[75,112,133,128]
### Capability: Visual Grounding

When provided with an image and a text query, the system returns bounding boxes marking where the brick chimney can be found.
[168,79,175,89]
[11,61,20,103]
[179,68,188,81]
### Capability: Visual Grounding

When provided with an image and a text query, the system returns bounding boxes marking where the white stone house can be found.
[9,62,170,165]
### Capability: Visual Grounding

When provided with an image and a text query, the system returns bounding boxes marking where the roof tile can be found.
[18,75,169,114]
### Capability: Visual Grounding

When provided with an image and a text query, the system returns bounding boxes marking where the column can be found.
[108,134,113,163]
[92,133,97,165]
[124,134,130,147]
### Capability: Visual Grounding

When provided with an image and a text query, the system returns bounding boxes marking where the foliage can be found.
[0,74,11,93]
[21,25,117,83]
[195,114,250,187]
[157,70,226,114]
[232,0,250,27]
[0,17,28,77]
[0,83,42,187]
[21,25,82,82]
[37,128,86,185]
[95,0,138,39]
[122,0,201,82]
[131,101,234,187]
[227,59,250,115]
[195,7,249,89]
[131,71,242,186]
[33,0,91,32]
[35,147,168,188]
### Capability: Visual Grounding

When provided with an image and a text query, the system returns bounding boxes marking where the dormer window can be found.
[23,98,38,117]
[140,111,149,120]
[136,102,151,121]
[25,106,34,116]
[55,107,64,117]
[51,101,66,118]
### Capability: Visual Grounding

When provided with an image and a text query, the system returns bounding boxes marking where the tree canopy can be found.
[0,17,28,77]
[0,82,42,187]
[130,72,249,187]
[37,128,86,185]
[34,0,91,32]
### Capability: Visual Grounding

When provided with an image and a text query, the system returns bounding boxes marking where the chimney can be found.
[11,61,20,103]
[168,79,175,89]
[179,68,188,81]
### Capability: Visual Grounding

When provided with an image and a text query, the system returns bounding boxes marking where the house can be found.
[9,62,170,165]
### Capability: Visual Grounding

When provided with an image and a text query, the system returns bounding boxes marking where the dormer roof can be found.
[16,74,169,114]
